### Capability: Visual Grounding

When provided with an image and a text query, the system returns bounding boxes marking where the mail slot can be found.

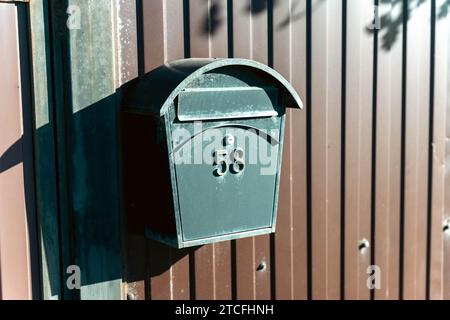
[121,58,303,248]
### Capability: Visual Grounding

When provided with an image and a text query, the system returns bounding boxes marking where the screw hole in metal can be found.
[256,262,266,272]
[358,239,370,253]
[443,219,450,234]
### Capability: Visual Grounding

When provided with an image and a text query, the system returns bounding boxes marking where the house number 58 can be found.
[213,148,245,177]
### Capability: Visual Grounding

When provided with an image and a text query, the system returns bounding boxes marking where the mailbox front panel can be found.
[171,118,282,242]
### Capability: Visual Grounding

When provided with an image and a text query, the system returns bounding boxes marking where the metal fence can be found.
[0,1,39,300]
[129,0,450,300]
[2,0,450,300]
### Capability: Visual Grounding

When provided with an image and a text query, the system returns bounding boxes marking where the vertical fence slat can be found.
[188,0,208,57]
[232,0,271,301]
[190,0,228,59]
[148,242,171,300]
[232,0,252,59]
[442,3,450,298]
[165,0,185,62]
[273,0,294,300]
[310,0,342,300]
[189,0,232,300]
[143,0,164,73]
[273,0,308,300]
[138,0,167,301]
[344,0,374,300]
[170,251,191,300]
[232,0,256,300]
[403,0,431,300]
[252,1,271,300]
[193,245,232,300]
[0,3,33,300]
[199,0,233,295]
[143,0,190,301]
[193,246,216,300]
[210,0,229,58]
[29,0,62,300]
[115,0,138,87]
[116,0,146,301]
[290,0,309,301]
[189,0,216,300]
[374,0,403,300]
[164,0,191,301]
[212,243,232,300]
[444,55,450,300]
[430,0,450,301]
[66,0,122,300]
[429,0,445,299]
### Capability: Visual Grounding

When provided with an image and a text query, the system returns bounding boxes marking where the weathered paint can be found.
[27,0,135,300]
[65,0,123,300]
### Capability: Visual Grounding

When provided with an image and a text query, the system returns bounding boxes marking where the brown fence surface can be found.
[124,0,450,300]
[0,2,35,300]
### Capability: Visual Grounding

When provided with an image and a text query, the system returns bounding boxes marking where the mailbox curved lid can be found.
[122,58,303,117]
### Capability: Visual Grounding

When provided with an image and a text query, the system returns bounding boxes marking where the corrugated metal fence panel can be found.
[374,0,404,300]
[128,0,450,300]
[142,0,192,301]
[272,0,309,300]
[188,0,232,301]
[310,0,342,300]
[403,0,431,300]
[24,0,450,300]
[430,0,450,301]
[345,0,374,300]
[233,0,271,301]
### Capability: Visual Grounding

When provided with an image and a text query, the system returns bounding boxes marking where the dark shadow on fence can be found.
[373,0,450,51]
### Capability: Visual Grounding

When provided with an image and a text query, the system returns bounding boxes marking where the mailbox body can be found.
[122,59,302,248]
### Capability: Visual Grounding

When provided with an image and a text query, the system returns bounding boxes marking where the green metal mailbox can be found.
[122,58,303,248]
